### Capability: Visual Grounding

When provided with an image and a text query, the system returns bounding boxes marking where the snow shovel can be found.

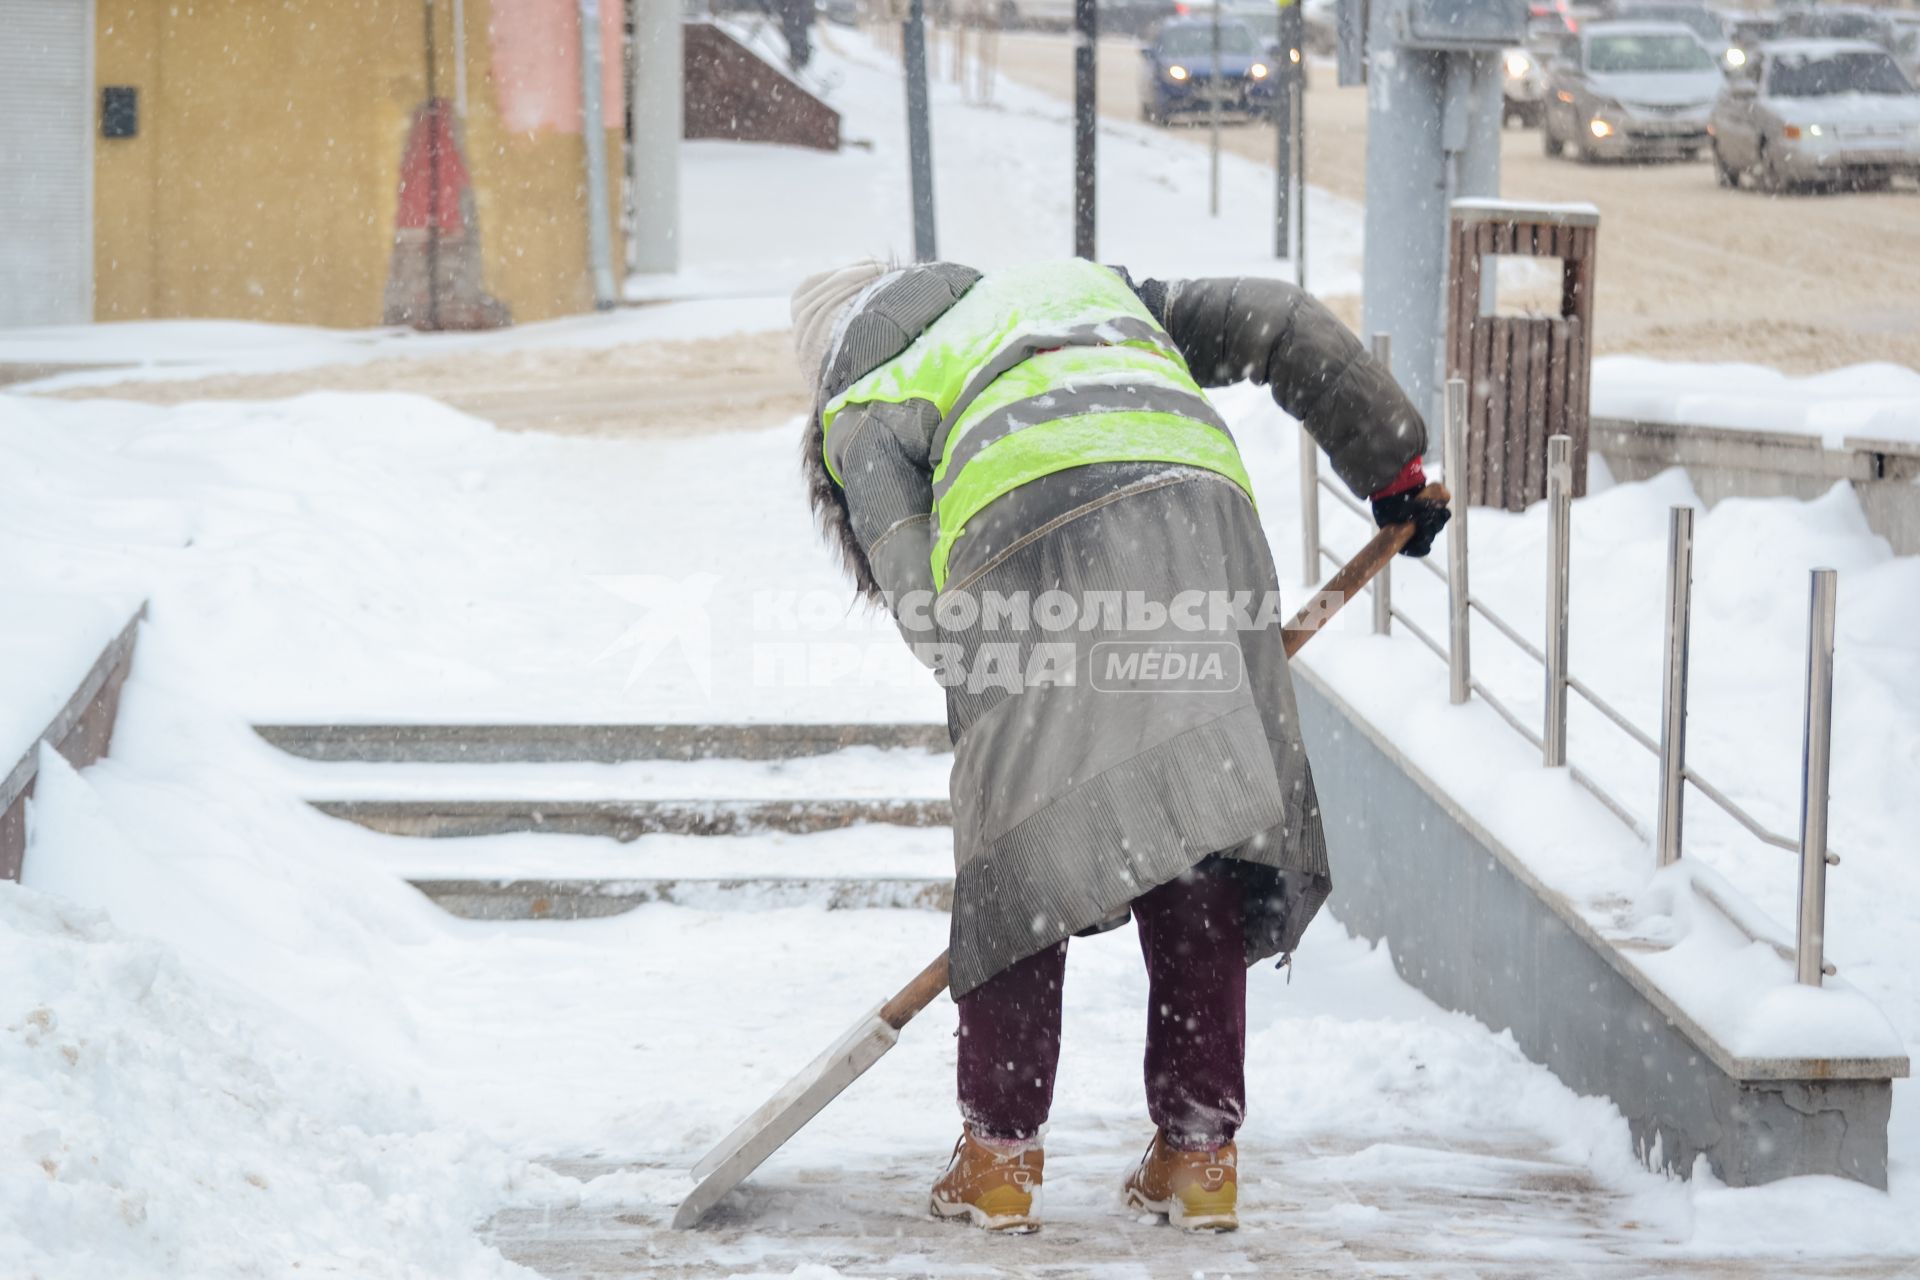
[671,487,1446,1229]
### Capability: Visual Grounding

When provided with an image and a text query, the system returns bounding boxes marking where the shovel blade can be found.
[673,1008,900,1229]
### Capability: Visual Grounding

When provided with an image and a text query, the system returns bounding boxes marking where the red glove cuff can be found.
[1371,457,1426,500]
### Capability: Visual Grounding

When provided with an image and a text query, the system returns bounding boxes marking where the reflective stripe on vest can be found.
[822,260,1257,589]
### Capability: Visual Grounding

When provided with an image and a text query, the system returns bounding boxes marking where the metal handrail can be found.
[1318,541,1448,664]
[1298,376,1842,984]
[1310,461,1820,863]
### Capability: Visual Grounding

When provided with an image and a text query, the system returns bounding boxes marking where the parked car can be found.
[1503,43,1551,125]
[1138,16,1278,122]
[1542,20,1724,160]
[1709,38,1920,190]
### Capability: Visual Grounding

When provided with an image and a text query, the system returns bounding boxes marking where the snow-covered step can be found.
[267,740,955,839]
[255,721,949,763]
[316,795,950,839]
[415,876,953,920]
[377,826,956,919]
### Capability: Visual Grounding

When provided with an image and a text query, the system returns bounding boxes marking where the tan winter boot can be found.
[1123,1128,1238,1232]
[929,1130,1043,1232]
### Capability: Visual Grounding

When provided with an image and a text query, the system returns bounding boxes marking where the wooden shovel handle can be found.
[1282,482,1449,658]
[879,950,951,1029]
[876,498,1445,1034]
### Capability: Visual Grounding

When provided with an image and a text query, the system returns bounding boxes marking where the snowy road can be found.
[987,31,1920,373]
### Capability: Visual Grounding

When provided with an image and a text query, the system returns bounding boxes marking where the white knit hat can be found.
[791,258,890,387]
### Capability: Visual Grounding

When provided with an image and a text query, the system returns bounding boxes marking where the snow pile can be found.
[1592,355,1920,447]
[0,390,936,725]
[0,871,527,1280]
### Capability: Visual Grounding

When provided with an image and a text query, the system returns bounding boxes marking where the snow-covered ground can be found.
[3,22,1917,1279]
[6,364,1918,1272]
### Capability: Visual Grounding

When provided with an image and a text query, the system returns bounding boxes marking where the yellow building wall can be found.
[94,0,625,328]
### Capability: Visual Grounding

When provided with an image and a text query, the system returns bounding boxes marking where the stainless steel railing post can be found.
[1444,377,1470,705]
[1796,568,1838,987]
[1371,331,1394,636]
[1543,435,1573,767]
[1300,431,1320,586]
[1655,506,1695,867]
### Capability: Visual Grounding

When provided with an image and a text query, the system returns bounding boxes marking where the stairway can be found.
[257,721,955,920]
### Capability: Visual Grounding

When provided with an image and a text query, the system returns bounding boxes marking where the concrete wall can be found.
[1593,417,1920,557]
[1293,663,1904,1188]
[93,0,625,328]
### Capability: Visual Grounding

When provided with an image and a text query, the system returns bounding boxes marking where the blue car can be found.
[1138,17,1278,123]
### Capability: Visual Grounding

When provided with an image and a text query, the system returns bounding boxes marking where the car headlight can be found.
[1504,51,1531,78]
[1724,46,1746,68]
[1590,118,1615,138]
[1249,62,1270,78]
[1167,64,1189,81]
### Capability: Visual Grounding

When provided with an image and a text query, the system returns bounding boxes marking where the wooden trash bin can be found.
[1446,199,1600,510]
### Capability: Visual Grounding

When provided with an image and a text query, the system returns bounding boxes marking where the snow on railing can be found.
[1300,358,1840,985]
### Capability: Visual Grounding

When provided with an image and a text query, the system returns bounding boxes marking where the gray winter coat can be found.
[803,265,1426,997]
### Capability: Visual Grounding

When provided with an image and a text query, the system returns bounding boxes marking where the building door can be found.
[0,0,94,327]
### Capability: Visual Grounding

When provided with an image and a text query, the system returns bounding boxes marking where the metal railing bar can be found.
[1469,678,1545,751]
[1316,475,1370,522]
[1693,876,1799,969]
[1468,596,1547,664]
[1567,674,1661,758]
[1304,497,1823,870]
[1390,606,1449,664]
[1682,767,1800,854]
[1570,764,1654,842]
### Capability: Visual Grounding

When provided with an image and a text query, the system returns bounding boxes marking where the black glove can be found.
[1371,488,1452,558]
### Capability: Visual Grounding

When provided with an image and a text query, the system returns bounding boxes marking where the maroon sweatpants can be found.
[955,858,1247,1151]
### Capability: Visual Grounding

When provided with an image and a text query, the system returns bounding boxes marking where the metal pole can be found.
[424,0,442,330]
[630,0,684,275]
[905,0,938,261]
[1274,32,1291,257]
[1294,69,1306,290]
[1655,506,1694,866]
[1796,568,1838,987]
[1371,331,1393,636]
[1072,0,1096,257]
[1209,1,1222,217]
[580,0,618,309]
[1299,429,1320,585]
[1445,376,1470,705]
[1543,434,1573,766]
